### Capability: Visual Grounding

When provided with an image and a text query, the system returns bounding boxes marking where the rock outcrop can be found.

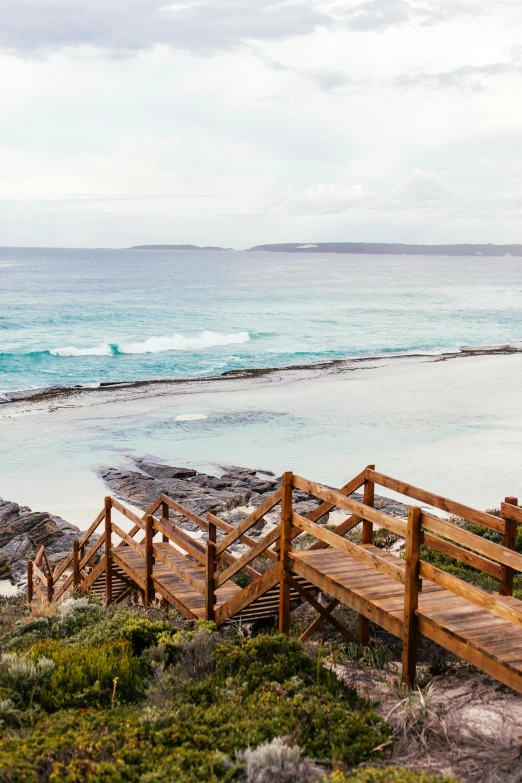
[0,499,94,587]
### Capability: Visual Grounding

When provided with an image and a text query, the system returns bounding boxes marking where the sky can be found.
[1,0,522,248]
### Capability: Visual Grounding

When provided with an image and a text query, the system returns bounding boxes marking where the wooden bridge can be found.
[28,466,522,692]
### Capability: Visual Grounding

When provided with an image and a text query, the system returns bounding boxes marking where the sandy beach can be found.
[2,347,522,530]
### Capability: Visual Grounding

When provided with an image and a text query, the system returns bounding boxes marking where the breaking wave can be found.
[49,331,250,357]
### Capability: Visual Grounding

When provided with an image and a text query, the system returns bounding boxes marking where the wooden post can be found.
[402,506,422,686]
[47,573,54,603]
[27,561,33,603]
[72,539,81,593]
[205,518,216,620]
[359,464,375,644]
[145,513,155,605]
[278,471,293,635]
[162,500,169,543]
[104,496,113,605]
[500,496,518,596]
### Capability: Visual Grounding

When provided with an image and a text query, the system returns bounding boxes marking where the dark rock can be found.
[135,458,197,480]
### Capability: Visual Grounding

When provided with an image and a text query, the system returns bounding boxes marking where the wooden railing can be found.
[26,465,522,690]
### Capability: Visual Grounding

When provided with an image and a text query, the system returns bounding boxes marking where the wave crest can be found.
[49,331,250,357]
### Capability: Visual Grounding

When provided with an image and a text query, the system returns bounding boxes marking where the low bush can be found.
[27,639,143,710]
[326,769,457,783]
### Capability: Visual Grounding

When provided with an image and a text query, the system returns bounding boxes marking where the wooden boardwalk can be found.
[28,466,522,693]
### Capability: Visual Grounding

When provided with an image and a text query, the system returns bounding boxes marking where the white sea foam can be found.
[50,342,113,356]
[49,331,250,357]
[119,330,250,354]
[175,413,208,421]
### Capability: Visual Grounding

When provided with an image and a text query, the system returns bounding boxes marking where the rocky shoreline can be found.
[2,458,412,591]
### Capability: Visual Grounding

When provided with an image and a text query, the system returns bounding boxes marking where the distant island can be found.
[248,242,522,256]
[129,242,522,256]
[129,244,231,251]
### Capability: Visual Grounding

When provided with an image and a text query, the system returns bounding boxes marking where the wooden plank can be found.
[79,558,107,594]
[215,487,283,556]
[32,562,48,585]
[53,572,73,601]
[289,555,403,638]
[79,534,105,570]
[152,544,206,596]
[418,614,522,695]
[104,497,113,605]
[293,475,408,538]
[117,496,162,546]
[215,524,281,589]
[402,507,422,686]
[422,512,522,572]
[293,513,406,584]
[366,468,505,533]
[151,578,198,620]
[72,540,80,592]
[208,512,277,564]
[112,550,146,591]
[215,561,282,624]
[27,561,33,603]
[419,561,522,630]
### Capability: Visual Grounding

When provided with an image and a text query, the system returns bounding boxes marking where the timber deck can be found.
[28,465,522,693]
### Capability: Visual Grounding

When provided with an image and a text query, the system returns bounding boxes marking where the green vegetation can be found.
[0,597,456,782]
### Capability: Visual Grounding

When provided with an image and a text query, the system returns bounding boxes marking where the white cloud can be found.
[391,170,456,205]
[276,183,375,214]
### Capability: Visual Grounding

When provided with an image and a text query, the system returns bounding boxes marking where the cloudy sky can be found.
[1,0,522,247]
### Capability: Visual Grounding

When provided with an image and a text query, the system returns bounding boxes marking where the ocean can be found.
[2,246,522,526]
[2,247,522,394]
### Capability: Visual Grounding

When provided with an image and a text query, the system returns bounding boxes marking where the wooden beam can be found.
[72,540,80,593]
[215,524,281,589]
[145,514,154,605]
[402,506,422,686]
[365,468,505,533]
[215,561,282,624]
[205,540,216,621]
[286,575,356,643]
[215,487,283,556]
[27,561,33,603]
[104,497,113,605]
[359,464,375,644]
[500,496,518,596]
[278,472,292,635]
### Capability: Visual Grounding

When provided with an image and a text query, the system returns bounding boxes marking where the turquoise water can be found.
[1,246,522,393]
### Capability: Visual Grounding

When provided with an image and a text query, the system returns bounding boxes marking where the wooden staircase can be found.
[28,466,522,693]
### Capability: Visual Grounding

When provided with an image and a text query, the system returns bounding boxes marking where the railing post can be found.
[72,539,81,593]
[359,464,375,644]
[27,561,33,603]
[145,513,155,605]
[162,499,169,543]
[278,471,293,635]
[104,496,113,605]
[47,573,54,603]
[205,518,216,621]
[402,506,422,687]
[500,496,518,596]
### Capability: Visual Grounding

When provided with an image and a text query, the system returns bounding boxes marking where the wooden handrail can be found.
[292,474,408,538]
[32,562,48,584]
[365,468,505,534]
[501,500,522,523]
[111,521,146,557]
[111,497,144,528]
[419,561,522,630]
[79,533,105,570]
[155,516,206,564]
[53,508,105,582]
[215,487,283,556]
[152,543,206,595]
[421,511,522,572]
[292,512,405,584]
[215,524,281,589]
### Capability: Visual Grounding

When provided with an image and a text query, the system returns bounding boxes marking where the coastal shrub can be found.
[239,736,322,782]
[213,634,351,696]
[27,639,143,710]
[0,652,54,704]
[325,770,457,783]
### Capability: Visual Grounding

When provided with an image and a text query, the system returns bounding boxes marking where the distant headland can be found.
[248,242,522,256]
[129,242,522,256]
